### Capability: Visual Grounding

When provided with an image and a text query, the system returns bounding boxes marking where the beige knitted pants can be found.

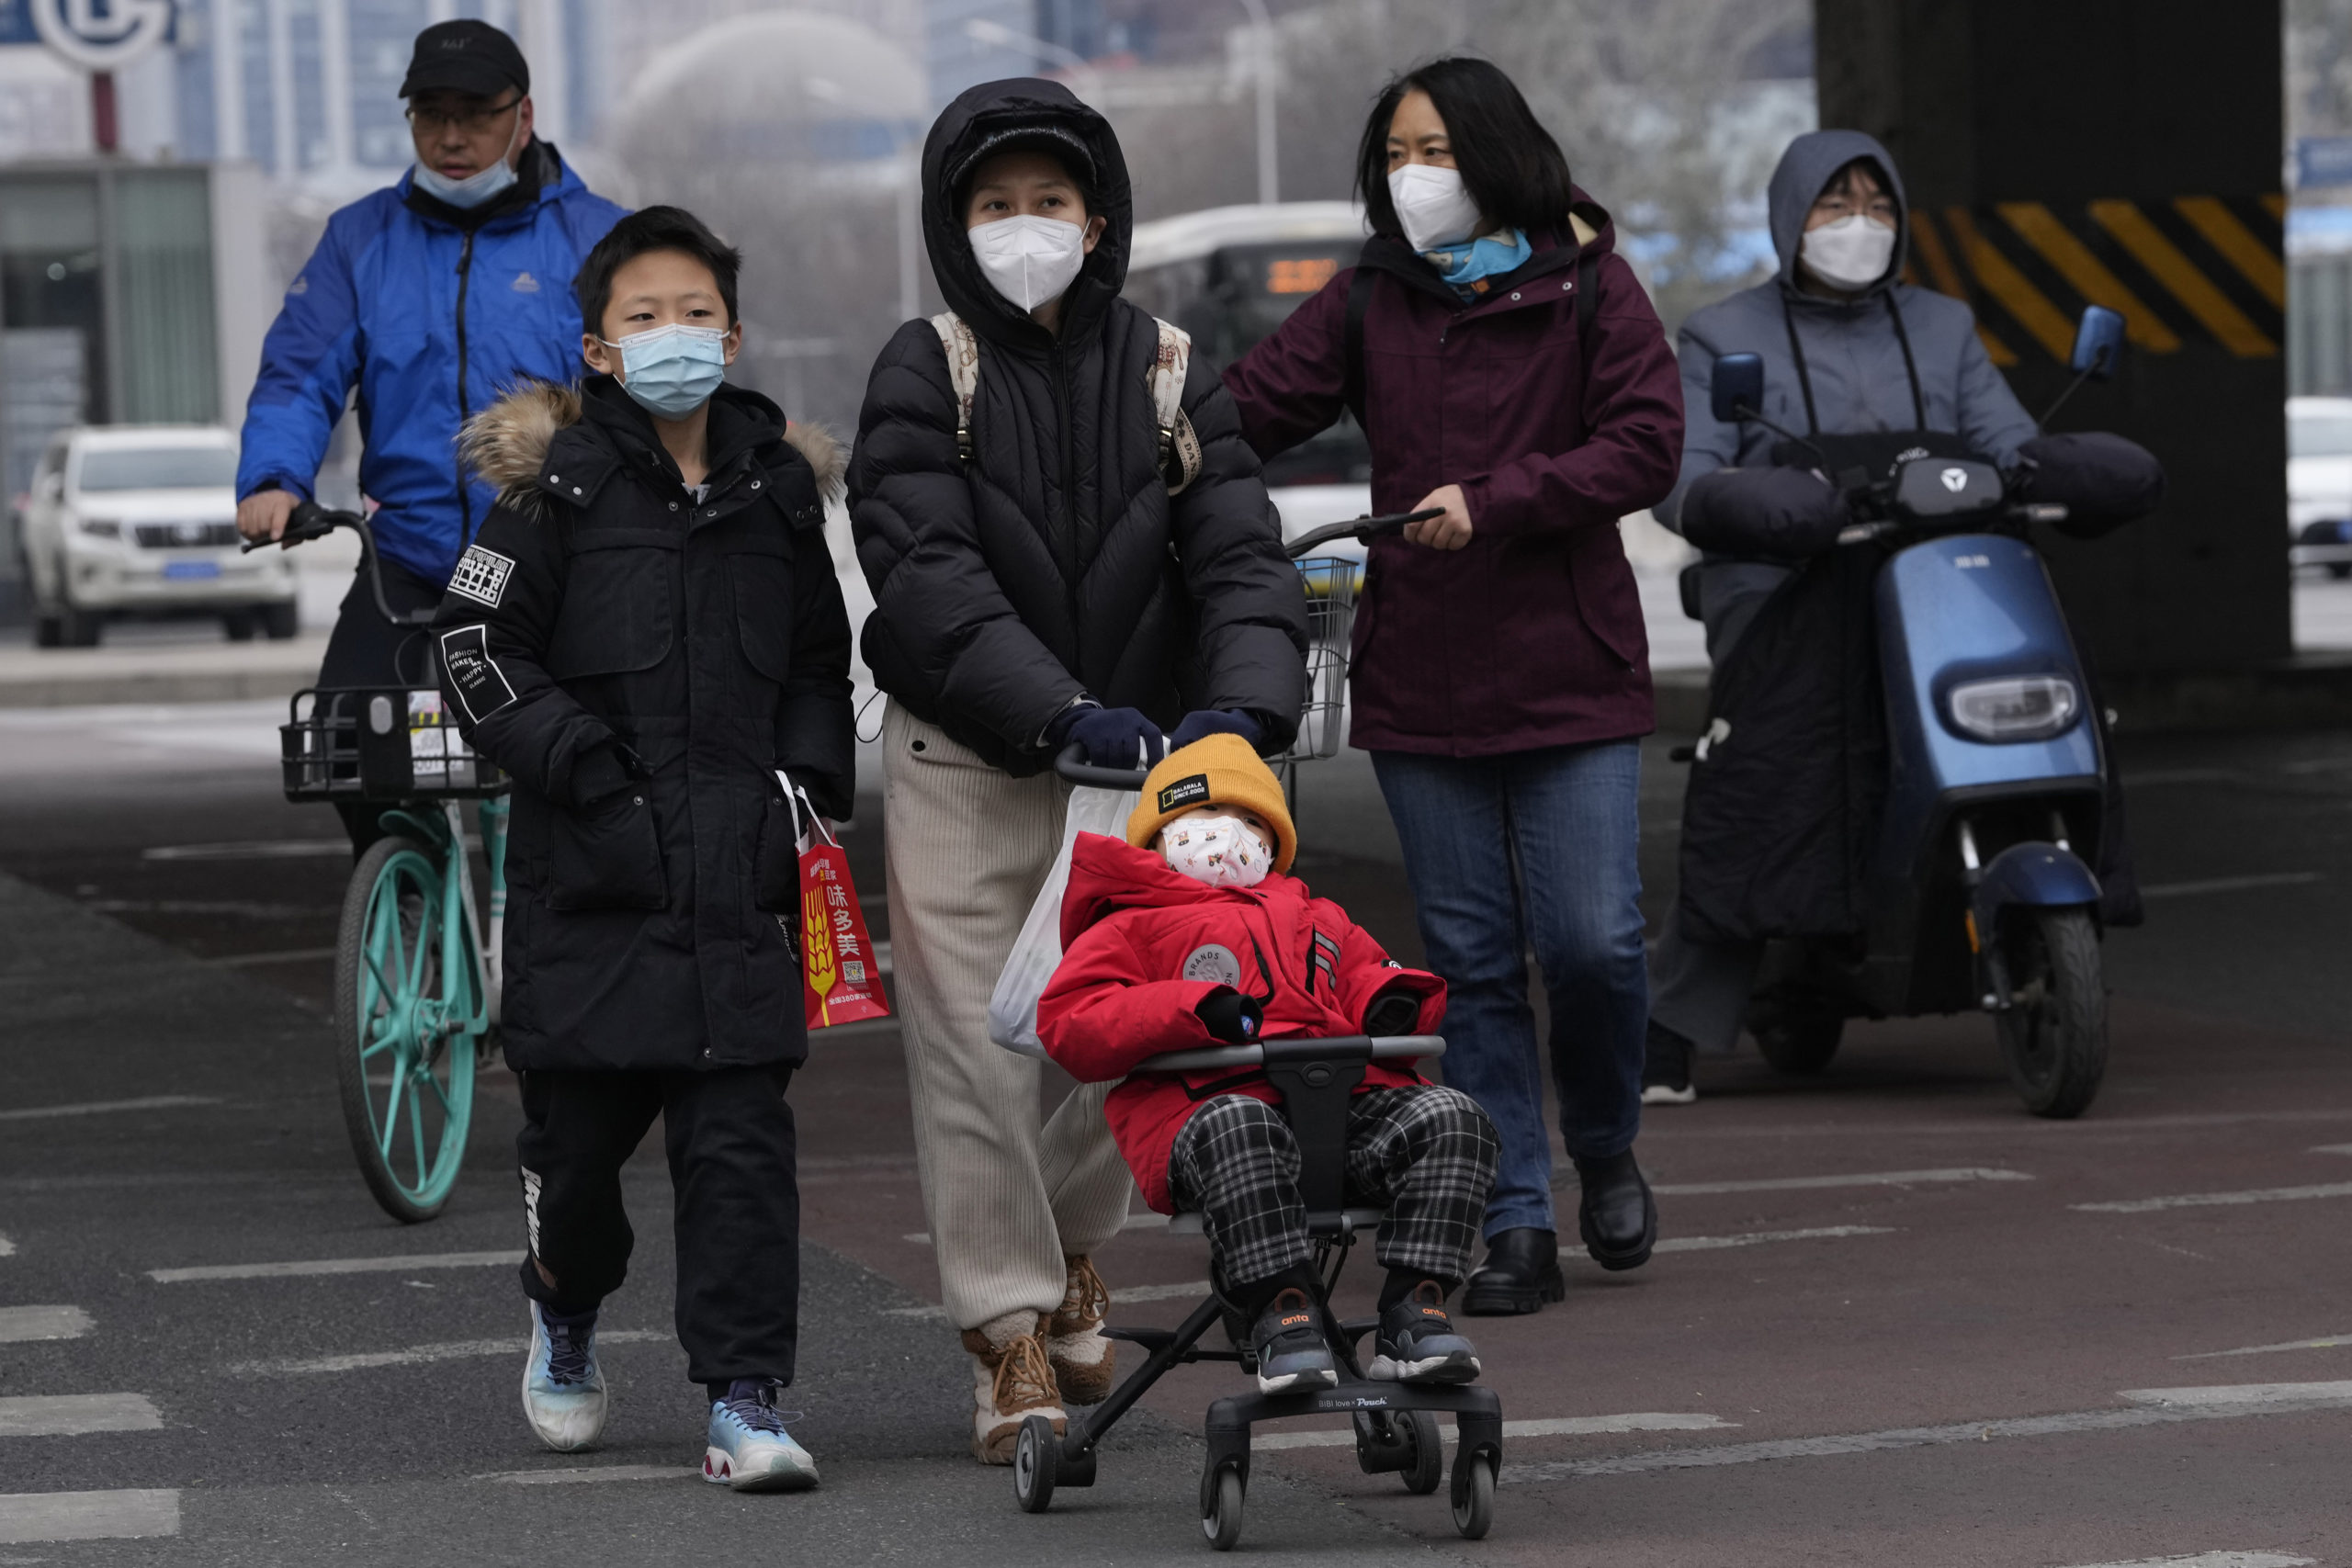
[882,702,1136,1332]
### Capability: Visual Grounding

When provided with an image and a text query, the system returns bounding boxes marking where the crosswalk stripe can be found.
[149,1249,513,1282]
[2176,1331,2352,1359]
[477,1464,688,1485]
[1255,1413,1732,1450]
[233,1328,671,1376]
[0,1393,162,1438]
[0,1096,219,1123]
[2121,1380,2352,1408]
[2057,1553,2311,1568]
[0,1489,179,1545]
[1652,1168,2030,1196]
[0,1306,93,1344]
[1644,1224,1895,1255]
[2072,1181,2352,1214]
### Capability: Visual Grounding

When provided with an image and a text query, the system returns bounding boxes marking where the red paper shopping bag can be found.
[781,775,889,1030]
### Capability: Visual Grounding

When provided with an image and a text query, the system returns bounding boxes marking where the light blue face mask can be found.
[411,115,526,210]
[602,322,729,420]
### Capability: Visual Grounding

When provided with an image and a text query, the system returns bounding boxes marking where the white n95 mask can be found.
[1387,164,1483,254]
[1800,214,1898,291]
[969,214,1088,313]
[1160,815,1271,890]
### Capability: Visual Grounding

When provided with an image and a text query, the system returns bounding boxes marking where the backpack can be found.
[929,311,1204,496]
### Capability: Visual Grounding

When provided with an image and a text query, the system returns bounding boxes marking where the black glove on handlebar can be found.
[1195,987,1265,1044]
[1677,466,1849,558]
[1048,704,1169,770]
[1362,986,1420,1038]
[1169,709,1261,750]
[2013,432,2165,538]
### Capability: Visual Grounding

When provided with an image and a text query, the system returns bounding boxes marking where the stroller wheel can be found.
[1400,1410,1443,1495]
[1012,1416,1057,1513]
[1451,1450,1496,1540]
[1202,1463,1245,1551]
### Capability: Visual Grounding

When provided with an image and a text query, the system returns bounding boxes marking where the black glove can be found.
[1362,987,1420,1039]
[1049,704,1169,769]
[1678,466,1848,558]
[1195,987,1265,1044]
[2014,432,2165,538]
[1169,709,1262,750]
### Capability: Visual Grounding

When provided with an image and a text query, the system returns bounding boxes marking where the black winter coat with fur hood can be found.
[849,77,1307,775]
[433,376,854,1072]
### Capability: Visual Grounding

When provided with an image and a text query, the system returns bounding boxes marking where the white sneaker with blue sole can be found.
[704,1379,819,1492]
[521,1302,608,1452]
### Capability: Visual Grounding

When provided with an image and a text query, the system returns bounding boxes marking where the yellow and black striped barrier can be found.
[1904,195,2285,367]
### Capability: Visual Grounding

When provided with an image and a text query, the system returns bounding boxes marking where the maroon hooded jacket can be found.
[1035,833,1446,1213]
[1223,195,1684,755]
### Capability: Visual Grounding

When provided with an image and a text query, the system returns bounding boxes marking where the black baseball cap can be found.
[400,19,528,99]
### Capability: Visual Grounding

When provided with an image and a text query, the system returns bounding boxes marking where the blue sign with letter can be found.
[2298,136,2352,191]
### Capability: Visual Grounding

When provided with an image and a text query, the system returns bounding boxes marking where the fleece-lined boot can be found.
[1046,1254,1116,1404]
[960,1309,1067,1464]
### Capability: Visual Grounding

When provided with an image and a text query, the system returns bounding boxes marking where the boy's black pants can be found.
[517,1065,799,1389]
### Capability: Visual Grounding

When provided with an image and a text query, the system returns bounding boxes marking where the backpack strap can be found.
[1340,264,1377,427]
[1149,316,1204,496]
[928,311,980,463]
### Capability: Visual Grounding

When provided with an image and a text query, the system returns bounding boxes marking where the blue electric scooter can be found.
[1702,307,2130,1118]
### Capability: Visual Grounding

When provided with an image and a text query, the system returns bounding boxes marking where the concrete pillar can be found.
[1816,0,2290,680]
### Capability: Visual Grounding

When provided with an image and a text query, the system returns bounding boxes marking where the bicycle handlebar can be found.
[1284,507,1443,560]
[243,501,435,629]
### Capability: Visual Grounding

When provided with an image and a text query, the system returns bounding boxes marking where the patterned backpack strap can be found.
[929,310,981,463]
[1149,316,1204,496]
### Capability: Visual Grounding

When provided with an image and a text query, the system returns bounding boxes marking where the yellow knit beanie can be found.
[1125,734,1296,874]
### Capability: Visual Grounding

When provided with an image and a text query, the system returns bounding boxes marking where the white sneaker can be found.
[703,1379,819,1492]
[1641,1082,1698,1106]
[961,1310,1066,1464]
[520,1302,608,1452]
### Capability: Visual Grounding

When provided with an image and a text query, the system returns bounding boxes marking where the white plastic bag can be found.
[989,784,1139,1056]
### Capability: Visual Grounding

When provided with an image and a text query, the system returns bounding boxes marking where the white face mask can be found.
[1800,213,1898,291]
[1387,164,1483,254]
[1160,815,1271,890]
[968,214,1088,313]
[413,112,526,211]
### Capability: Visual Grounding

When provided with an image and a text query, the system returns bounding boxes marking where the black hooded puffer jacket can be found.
[848,78,1307,776]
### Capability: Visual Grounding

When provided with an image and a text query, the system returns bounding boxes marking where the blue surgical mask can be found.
[411,116,526,210]
[600,322,729,419]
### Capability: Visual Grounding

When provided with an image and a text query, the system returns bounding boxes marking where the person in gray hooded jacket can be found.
[1643,129,2038,1100]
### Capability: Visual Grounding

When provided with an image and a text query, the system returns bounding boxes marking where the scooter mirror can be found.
[2069,306,2125,380]
[1710,353,1766,425]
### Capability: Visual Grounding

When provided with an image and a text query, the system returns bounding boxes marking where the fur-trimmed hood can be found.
[460,378,845,517]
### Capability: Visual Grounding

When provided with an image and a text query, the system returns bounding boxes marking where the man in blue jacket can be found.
[235,18,624,847]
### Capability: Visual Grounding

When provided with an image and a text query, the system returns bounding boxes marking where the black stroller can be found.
[1003,1036,1502,1548]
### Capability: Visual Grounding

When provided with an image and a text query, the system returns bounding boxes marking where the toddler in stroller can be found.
[1029,735,1505,1544]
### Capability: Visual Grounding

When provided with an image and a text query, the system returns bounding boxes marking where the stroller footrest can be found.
[1103,1326,1177,1350]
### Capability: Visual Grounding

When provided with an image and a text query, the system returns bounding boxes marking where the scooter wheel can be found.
[1012,1415,1057,1513]
[1995,906,2107,1119]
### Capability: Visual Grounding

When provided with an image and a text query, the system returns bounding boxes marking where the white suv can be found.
[2290,396,2352,579]
[19,425,297,647]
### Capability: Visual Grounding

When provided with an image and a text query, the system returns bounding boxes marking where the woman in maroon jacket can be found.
[1224,57,1683,1316]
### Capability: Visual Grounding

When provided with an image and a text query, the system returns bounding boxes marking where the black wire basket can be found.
[281,686,508,802]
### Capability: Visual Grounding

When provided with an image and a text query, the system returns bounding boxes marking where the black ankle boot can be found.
[1459,1227,1566,1316]
[1574,1149,1657,1271]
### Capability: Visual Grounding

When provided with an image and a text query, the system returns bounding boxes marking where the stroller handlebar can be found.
[1283,507,1442,560]
[1130,1035,1447,1074]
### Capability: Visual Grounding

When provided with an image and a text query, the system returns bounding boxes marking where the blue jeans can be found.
[1372,741,1647,1238]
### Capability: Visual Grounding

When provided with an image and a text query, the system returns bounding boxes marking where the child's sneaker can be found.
[1368,1282,1482,1385]
[1046,1254,1116,1404]
[961,1311,1066,1465]
[520,1301,607,1452]
[1250,1287,1337,1395]
[703,1378,818,1492]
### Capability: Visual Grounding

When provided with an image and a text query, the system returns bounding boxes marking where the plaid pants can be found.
[1166,1086,1498,1290]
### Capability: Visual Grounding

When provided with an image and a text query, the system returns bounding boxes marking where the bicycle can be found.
[248,502,507,1224]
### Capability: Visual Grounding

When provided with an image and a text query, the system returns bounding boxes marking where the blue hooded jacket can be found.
[236,143,626,586]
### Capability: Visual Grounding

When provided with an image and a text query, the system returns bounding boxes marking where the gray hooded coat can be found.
[1658,130,2038,660]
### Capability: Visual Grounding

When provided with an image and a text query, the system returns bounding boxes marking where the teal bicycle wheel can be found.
[333,833,481,1223]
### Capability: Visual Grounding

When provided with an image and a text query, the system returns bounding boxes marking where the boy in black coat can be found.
[434,208,851,1490]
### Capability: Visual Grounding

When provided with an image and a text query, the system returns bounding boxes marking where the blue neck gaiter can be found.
[1420,229,1533,300]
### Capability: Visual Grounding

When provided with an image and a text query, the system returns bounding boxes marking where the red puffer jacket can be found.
[1036,833,1447,1213]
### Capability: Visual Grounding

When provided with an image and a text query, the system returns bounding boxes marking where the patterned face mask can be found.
[1159,814,1270,889]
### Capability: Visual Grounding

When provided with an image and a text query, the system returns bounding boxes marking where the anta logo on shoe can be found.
[1419,1305,1448,1319]
[1279,1311,1311,1330]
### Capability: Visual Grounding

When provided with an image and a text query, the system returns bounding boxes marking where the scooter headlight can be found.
[1946,675,2080,742]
